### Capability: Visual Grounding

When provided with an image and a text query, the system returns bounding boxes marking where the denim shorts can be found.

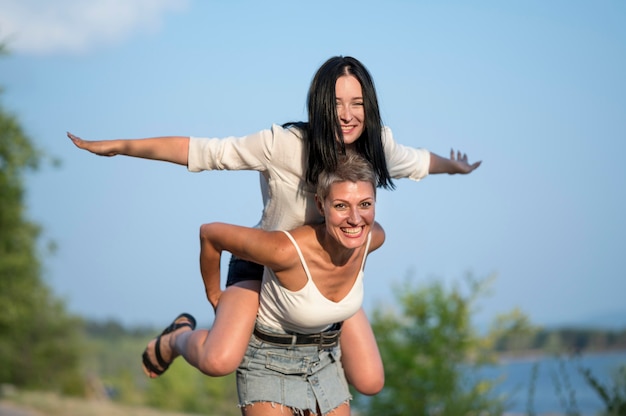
[236,324,351,415]
[226,255,264,287]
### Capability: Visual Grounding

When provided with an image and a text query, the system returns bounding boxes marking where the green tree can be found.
[354,275,507,416]
[486,308,539,352]
[0,47,83,393]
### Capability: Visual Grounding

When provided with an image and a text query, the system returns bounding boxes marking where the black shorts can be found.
[226,255,264,287]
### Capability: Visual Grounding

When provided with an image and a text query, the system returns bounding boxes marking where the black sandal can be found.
[142,313,196,377]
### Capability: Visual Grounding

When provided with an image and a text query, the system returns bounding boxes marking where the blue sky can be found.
[2,0,625,329]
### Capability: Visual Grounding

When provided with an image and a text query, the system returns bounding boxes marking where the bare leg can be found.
[325,403,350,416]
[241,402,294,415]
[142,280,260,378]
[143,224,263,377]
[340,308,384,395]
[177,280,260,376]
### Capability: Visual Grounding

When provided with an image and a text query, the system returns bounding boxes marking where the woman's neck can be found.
[313,224,359,267]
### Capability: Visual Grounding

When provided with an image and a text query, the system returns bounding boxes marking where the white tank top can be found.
[257,230,371,334]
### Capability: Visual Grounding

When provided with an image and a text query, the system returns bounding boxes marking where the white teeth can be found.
[342,227,362,235]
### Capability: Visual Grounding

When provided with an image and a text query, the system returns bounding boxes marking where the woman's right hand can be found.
[67,132,121,156]
[207,289,222,313]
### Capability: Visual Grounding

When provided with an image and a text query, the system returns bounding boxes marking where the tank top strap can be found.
[281,230,313,282]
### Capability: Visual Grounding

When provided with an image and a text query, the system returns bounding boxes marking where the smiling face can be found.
[335,74,365,146]
[317,180,376,250]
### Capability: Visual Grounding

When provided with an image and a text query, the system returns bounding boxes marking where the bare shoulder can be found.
[369,222,385,252]
[262,229,303,271]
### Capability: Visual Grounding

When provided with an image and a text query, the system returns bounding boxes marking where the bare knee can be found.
[196,348,241,377]
[349,374,384,396]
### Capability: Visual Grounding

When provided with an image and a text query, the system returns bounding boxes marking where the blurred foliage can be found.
[522,355,626,416]
[80,319,240,415]
[354,274,510,416]
[484,308,539,352]
[581,364,626,416]
[353,271,626,416]
[144,360,238,415]
[0,62,83,394]
[487,309,626,355]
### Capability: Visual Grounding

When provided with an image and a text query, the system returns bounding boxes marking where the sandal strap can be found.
[142,349,166,375]
[142,313,197,377]
[154,335,169,370]
[161,313,197,335]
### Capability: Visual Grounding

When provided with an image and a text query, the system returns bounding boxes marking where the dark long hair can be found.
[284,56,394,189]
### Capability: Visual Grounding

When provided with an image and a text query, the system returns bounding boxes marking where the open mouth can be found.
[341,226,363,236]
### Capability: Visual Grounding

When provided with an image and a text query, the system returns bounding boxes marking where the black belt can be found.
[253,324,342,349]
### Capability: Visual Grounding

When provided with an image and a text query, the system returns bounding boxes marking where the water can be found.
[477,350,626,415]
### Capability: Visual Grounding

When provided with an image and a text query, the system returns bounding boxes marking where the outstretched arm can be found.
[429,149,482,174]
[67,132,190,166]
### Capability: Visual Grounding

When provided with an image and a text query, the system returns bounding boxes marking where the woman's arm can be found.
[199,224,224,310]
[368,222,386,253]
[428,149,482,174]
[382,127,481,179]
[199,223,290,308]
[67,132,190,166]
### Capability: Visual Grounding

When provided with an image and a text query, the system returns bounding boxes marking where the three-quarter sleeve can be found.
[187,128,275,173]
[382,126,430,181]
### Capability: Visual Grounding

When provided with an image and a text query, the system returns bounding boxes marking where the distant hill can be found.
[543,309,626,331]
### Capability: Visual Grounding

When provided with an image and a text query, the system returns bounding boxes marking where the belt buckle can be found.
[319,331,336,349]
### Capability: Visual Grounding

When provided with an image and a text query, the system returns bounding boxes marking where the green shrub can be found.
[354,275,507,416]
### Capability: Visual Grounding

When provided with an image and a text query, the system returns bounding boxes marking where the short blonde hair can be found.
[316,151,377,201]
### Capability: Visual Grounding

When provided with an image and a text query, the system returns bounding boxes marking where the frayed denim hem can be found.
[238,398,351,415]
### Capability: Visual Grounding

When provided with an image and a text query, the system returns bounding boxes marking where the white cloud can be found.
[0,0,189,55]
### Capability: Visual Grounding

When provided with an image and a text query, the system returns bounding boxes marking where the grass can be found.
[0,390,206,416]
